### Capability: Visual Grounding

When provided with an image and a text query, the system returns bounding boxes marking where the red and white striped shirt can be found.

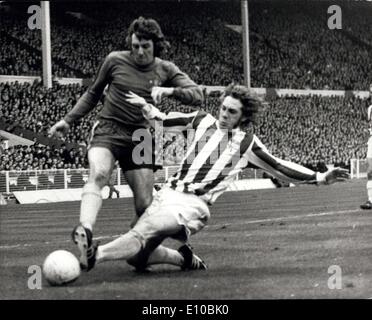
[158,110,322,205]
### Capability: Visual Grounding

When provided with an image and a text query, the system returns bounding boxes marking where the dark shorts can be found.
[88,119,162,172]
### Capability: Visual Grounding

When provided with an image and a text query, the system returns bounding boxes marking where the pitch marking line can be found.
[0,234,123,250]
[208,208,361,229]
[0,209,362,250]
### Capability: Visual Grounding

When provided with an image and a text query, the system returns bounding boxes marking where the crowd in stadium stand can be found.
[1,0,372,186]
[0,1,371,89]
[0,81,93,145]
[0,143,87,171]
[256,95,369,171]
[1,81,370,173]
[0,34,41,76]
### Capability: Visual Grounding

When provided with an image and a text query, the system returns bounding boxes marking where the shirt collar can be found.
[216,120,241,134]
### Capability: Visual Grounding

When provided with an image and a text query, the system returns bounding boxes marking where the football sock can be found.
[95,233,142,263]
[146,245,184,267]
[80,183,102,231]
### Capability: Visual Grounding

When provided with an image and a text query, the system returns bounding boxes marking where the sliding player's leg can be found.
[94,208,183,268]
[79,187,210,272]
[95,217,207,271]
[127,188,210,271]
[142,244,207,270]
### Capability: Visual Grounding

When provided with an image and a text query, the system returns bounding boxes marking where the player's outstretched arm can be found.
[247,135,350,186]
[126,91,204,134]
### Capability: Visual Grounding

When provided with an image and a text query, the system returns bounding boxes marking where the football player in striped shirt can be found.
[361,84,372,209]
[77,84,349,272]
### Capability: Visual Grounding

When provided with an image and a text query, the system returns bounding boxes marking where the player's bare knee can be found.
[88,170,111,188]
[134,195,153,216]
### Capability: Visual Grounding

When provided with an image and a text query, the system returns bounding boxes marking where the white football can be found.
[43,250,81,286]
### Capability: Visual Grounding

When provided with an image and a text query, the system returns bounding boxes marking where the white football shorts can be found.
[131,187,211,244]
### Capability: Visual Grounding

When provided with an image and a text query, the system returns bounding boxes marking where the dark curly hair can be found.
[125,16,170,58]
[220,84,266,127]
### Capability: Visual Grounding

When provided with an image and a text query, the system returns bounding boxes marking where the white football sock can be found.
[146,245,184,267]
[96,232,142,263]
[79,183,102,231]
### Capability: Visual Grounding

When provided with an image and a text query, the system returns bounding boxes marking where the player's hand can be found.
[126,91,165,121]
[151,86,174,105]
[48,119,70,138]
[323,167,350,185]
[146,106,166,121]
[126,91,147,107]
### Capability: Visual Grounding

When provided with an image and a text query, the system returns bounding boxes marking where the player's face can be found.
[131,33,154,66]
[218,96,244,130]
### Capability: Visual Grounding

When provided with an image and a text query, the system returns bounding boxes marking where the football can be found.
[43,250,81,286]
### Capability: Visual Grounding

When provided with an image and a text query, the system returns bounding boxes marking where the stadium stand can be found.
[0,1,371,89]
[1,0,371,193]
[0,80,370,172]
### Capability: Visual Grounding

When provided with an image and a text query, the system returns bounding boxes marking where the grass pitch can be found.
[1,179,372,299]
